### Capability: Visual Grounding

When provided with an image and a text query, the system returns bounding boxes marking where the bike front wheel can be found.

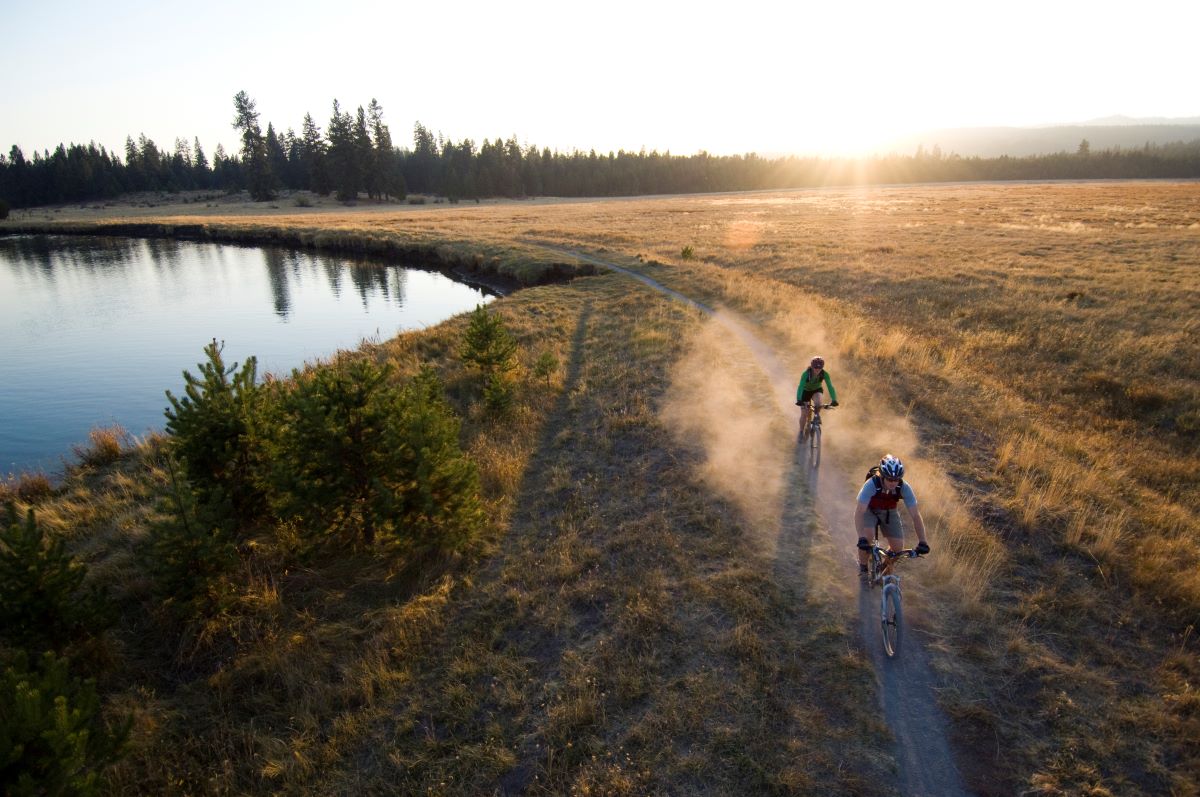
[881,583,903,658]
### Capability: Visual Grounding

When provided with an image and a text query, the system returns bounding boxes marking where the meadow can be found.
[2,180,1197,795]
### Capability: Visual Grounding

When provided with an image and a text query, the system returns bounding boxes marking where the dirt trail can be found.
[541,245,972,796]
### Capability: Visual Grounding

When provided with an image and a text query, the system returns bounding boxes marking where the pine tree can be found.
[460,304,519,412]
[232,90,275,200]
[211,143,230,190]
[123,136,143,191]
[354,105,375,199]
[265,123,289,190]
[410,121,440,195]
[192,137,209,188]
[0,504,113,654]
[327,99,359,201]
[1,650,130,796]
[300,112,330,195]
[143,454,239,613]
[163,339,264,524]
[265,360,482,552]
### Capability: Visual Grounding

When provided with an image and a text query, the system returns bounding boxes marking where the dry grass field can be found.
[3,180,1198,795]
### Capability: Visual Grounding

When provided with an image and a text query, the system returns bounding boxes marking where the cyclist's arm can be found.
[908,505,929,546]
[823,372,838,403]
[853,503,870,536]
[796,371,810,402]
[853,483,873,534]
[901,485,928,545]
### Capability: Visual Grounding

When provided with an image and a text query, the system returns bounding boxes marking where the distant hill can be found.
[881,116,1200,158]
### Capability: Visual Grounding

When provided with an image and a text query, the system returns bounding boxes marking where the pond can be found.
[0,235,494,476]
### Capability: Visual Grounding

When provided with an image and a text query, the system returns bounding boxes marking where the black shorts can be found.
[800,389,823,404]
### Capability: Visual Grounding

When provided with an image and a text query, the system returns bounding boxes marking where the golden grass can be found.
[71,424,130,468]
[4,180,1197,795]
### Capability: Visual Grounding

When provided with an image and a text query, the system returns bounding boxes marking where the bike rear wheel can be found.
[881,583,903,658]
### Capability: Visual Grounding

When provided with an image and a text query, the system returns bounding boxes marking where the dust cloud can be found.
[659,302,977,796]
[660,311,794,550]
[661,305,973,569]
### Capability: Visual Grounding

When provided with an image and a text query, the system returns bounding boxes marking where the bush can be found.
[164,339,264,524]
[0,505,114,655]
[71,426,128,469]
[460,305,518,412]
[2,473,56,504]
[265,360,482,553]
[0,650,130,796]
[533,351,560,388]
[0,198,9,220]
[389,368,485,553]
[681,245,695,260]
[142,455,239,615]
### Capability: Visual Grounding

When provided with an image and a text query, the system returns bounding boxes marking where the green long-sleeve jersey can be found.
[796,368,837,403]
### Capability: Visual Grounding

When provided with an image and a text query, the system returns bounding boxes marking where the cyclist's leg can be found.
[882,510,905,552]
[800,390,817,415]
[812,388,824,416]
[798,389,816,430]
[858,510,883,569]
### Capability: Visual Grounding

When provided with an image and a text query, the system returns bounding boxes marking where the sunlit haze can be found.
[3,0,1198,160]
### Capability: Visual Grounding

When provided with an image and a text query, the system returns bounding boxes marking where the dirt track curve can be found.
[537,244,972,797]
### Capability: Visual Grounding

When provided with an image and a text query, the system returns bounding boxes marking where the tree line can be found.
[3,91,1200,211]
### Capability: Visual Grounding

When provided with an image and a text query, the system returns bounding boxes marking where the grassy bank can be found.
[3,272,890,795]
[3,180,1197,794]
[0,205,600,290]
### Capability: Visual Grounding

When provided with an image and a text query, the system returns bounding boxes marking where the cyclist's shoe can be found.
[831,401,839,407]
[857,537,871,551]
[915,540,930,555]
[795,400,802,406]
[859,563,868,574]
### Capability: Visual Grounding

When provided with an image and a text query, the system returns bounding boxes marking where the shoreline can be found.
[0,220,594,296]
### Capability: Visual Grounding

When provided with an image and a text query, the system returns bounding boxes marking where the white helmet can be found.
[879,454,904,479]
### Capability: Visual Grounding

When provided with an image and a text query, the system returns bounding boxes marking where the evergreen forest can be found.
[3,92,1200,211]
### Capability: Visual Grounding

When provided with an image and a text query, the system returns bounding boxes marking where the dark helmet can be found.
[879,454,904,479]
[810,356,825,369]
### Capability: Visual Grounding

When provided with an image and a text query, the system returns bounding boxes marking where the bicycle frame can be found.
[866,542,918,584]
[799,401,833,439]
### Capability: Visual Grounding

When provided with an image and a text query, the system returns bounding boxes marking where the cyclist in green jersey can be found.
[795,356,839,432]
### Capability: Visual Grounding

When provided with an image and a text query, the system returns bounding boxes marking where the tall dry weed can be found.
[73,425,129,468]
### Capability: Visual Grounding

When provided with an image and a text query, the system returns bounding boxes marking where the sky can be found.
[3,0,1199,160]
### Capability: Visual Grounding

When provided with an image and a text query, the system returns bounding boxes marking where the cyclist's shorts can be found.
[800,388,823,403]
[867,508,905,541]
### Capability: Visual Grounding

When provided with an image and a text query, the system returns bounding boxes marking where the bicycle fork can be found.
[881,575,900,618]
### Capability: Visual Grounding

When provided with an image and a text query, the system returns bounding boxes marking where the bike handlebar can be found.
[875,546,924,558]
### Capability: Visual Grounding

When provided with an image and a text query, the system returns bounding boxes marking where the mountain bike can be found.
[863,523,924,658]
[798,401,834,456]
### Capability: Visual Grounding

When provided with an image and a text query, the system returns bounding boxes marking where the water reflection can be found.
[2,234,143,275]
[0,234,494,475]
[261,247,292,316]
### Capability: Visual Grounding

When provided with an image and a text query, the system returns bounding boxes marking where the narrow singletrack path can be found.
[532,243,972,796]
